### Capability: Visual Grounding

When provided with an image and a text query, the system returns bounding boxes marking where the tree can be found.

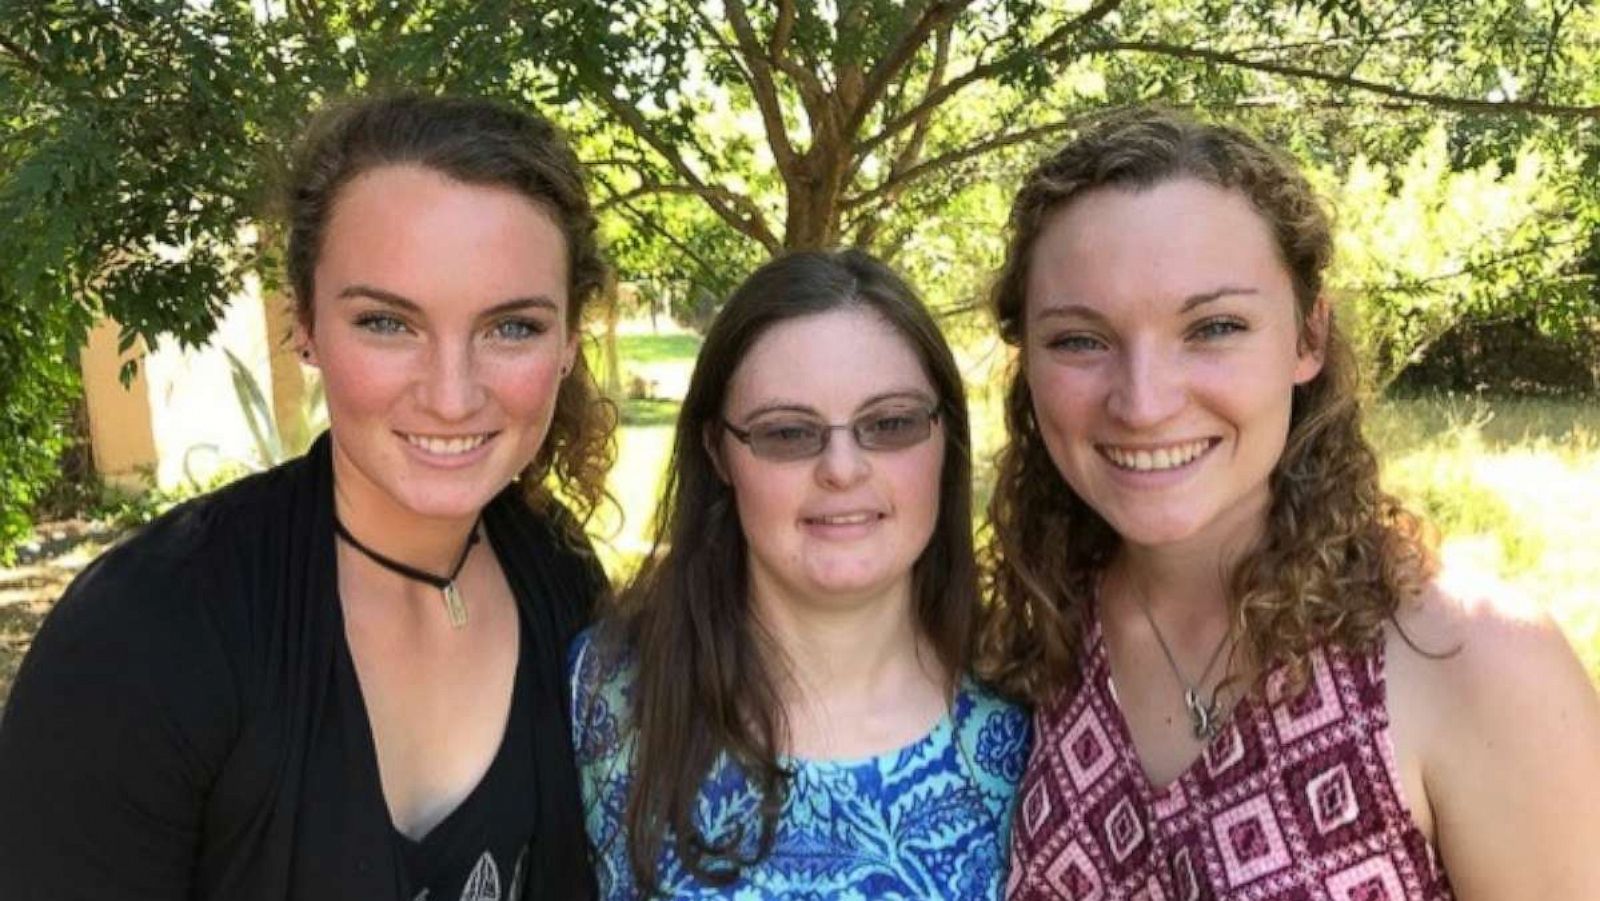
[540,1,1596,287]
[1,0,1596,555]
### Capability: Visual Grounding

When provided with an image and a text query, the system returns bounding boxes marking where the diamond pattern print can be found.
[1005,620,1456,900]
[1212,796,1291,886]
[1326,856,1407,901]
[1308,764,1360,834]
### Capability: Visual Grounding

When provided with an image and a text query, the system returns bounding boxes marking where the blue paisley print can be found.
[568,630,1031,900]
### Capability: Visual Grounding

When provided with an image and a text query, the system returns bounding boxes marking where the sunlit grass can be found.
[1370,395,1600,681]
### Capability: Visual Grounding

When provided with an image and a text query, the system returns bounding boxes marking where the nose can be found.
[1106,343,1185,428]
[815,427,871,489]
[416,340,487,421]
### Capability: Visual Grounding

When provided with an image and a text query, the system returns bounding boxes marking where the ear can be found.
[562,330,581,378]
[292,316,319,368]
[1294,295,1329,385]
[703,422,730,483]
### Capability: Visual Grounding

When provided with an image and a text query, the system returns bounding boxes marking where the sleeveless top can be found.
[569,629,1033,899]
[1005,618,1455,900]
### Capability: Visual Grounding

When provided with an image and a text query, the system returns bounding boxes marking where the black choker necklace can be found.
[333,516,481,629]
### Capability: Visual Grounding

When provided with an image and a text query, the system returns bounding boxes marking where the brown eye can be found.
[749,420,825,459]
[856,407,935,450]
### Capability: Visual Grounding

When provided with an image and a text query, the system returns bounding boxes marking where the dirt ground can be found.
[0,522,119,709]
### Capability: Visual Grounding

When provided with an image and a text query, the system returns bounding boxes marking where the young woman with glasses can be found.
[570,249,1030,898]
[982,108,1600,899]
[0,95,612,900]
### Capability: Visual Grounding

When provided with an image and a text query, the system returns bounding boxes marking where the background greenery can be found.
[1,2,1597,688]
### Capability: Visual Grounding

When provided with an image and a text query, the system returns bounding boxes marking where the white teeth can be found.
[1103,440,1211,472]
[811,512,876,525]
[405,433,489,455]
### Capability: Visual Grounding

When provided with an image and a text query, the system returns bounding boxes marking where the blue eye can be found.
[490,318,547,341]
[354,313,409,335]
[1192,318,1246,340]
[1046,332,1105,353]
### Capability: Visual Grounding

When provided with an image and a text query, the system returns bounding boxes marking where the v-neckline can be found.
[1089,615,1258,797]
[334,580,527,846]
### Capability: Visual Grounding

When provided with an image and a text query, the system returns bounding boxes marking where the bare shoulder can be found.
[1388,564,1600,898]
[1391,565,1592,707]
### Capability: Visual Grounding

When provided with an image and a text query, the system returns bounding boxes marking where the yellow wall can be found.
[80,319,157,489]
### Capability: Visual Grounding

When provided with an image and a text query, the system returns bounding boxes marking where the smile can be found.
[803,511,885,526]
[1099,438,1216,472]
[401,432,494,456]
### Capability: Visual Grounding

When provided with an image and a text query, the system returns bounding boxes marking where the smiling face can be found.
[1023,178,1324,558]
[717,308,946,612]
[300,164,576,529]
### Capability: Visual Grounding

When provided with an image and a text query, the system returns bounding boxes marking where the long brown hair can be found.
[283,93,616,524]
[980,107,1435,706]
[598,249,978,893]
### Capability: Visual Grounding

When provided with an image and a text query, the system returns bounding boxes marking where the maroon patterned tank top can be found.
[1005,618,1455,900]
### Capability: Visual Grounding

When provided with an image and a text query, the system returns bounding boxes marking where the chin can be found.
[807,567,910,603]
[1103,513,1207,549]
[391,484,505,522]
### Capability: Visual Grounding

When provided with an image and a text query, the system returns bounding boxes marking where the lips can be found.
[1099,438,1216,472]
[802,510,886,526]
[401,432,494,455]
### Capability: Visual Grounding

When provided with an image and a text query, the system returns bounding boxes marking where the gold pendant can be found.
[442,582,469,629]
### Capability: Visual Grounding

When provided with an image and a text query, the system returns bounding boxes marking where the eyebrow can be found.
[336,284,562,318]
[739,389,935,421]
[1033,285,1260,322]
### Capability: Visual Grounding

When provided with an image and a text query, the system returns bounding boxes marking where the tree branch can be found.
[723,0,803,174]
[611,203,727,293]
[1530,0,1576,102]
[595,181,766,215]
[1097,40,1600,118]
[585,85,781,253]
[856,20,954,246]
[846,116,1083,210]
[843,0,973,138]
[0,32,49,81]
[754,0,831,120]
[1348,233,1590,296]
[860,0,1128,154]
[770,0,797,58]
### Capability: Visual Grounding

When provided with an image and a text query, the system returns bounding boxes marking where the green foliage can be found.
[2,0,1598,561]
[1318,128,1593,390]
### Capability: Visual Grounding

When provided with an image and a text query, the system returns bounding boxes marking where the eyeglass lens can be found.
[743,406,936,460]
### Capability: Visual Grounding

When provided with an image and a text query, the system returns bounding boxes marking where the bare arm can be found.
[1399,578,1600,898]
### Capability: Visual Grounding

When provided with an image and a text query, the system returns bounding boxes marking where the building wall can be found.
[78,276,307,492]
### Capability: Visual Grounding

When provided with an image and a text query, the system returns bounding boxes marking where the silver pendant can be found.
[1185,688,1221,741]
[442,582,469,629]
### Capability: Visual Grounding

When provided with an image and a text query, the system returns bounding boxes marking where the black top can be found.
[389,614,537,900]
[0,435,601,901]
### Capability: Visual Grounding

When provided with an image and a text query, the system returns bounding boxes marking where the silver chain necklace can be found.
[1135,593,1232,741]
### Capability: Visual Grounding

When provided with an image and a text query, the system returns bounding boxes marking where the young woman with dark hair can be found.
[0,94,615,900]
[571,249,1030,898]
[983,108,1600,899]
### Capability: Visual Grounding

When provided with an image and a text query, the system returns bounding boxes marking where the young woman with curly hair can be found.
[982,108,1600,899]
[0,94,615,900]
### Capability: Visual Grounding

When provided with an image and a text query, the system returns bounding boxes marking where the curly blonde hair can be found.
[979,108,1435,706]
[284,93,616,527]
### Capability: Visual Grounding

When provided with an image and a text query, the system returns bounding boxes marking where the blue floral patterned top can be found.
[568,629,1031,900]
